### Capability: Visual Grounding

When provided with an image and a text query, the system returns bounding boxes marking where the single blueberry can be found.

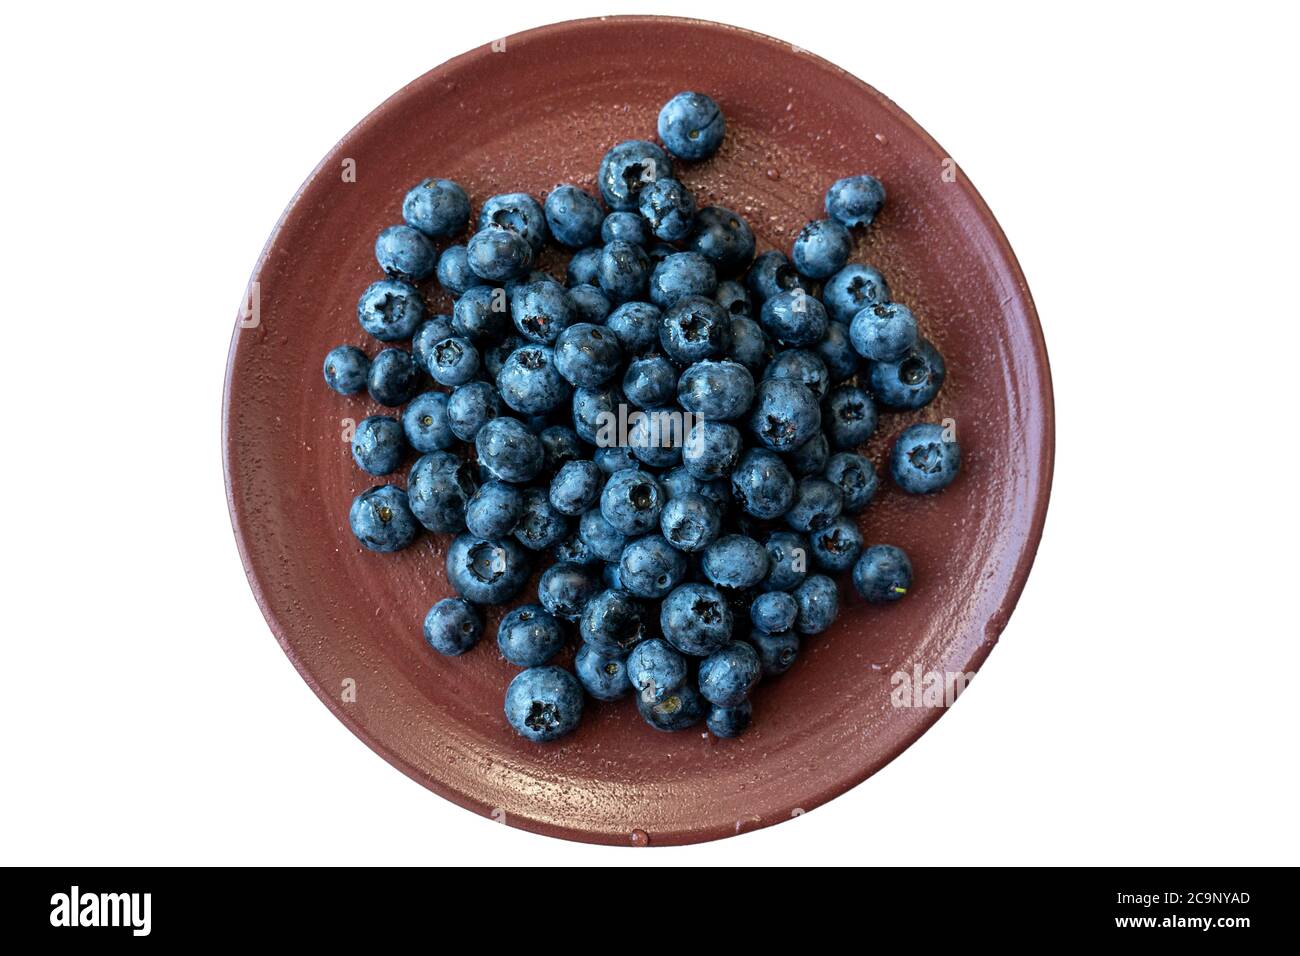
[816,321,861,383]
[549,460,604,516]
[715,279,753,318]
[579,588,651,654]
[554,323,623,387]
[446,533,531,604]
[603,301,662,355]
[600,468,666,535]
[553,530,600,566]
[544,184,604,248]
[619,534,687,599]
[702,535,770,590]
[436,244,486,297]
[408,452,478,532]
[497,344,572,415]
[629,407,684,469]
[475,416,544,483]
[793,574,839,635]
[538,562,603,621]
[423,597,483,656]
[660,294,732,365]
[649,251,717,309]
[497,604,566,666]
[513,487,570,551]
[572,384,621,445]
[504,666,583,743]
[810,516,863,572]
[850,301,919,363]
[623,354,679,408]
[323,345,370,395]
[594,445,638,475]
[465,480,524,539]
[575,644,632,701]
[661,583,734,656]
[427,335,480,387]
[824,263,891,324]
[453,284,511,342]
[687,206,755,276]
[825,385,878,449]
[728,315,774,373]
[351,415,405,475]
[747,378,821,451]
[746,250,809,304]
[637,682,705,732]
[759,288,829,347]
[403,178,471,239]
[626,638,687,703]
[509,279,575,344]
[707,701,752,738]
[891,422,961,493]
[730,448,796,520]
[349,485,420,553]
[785,477,844,533]
[791,218,851,280]
[749,628,800,676]
[698,641,761,706]
[598,139,673,211]
[598,239,652,303]
[367,348,421,407]
[358,279,426,342]
[676,359,755,421]
[826,174,886,228]
[763,530,809,592]
[446,380,502,442]
[567,283,613,324]
[659,493,722,553]
[375,224,437,281]
[466,225,533,281]
[412,316,456,371]
[751,591,798,633]
[578,508,628,563]
[783,431,830,478]
[869,338,946,410]
[683,420,743,480]
[764,348,830,401]
[658,91,725,160]
[824,451,879,514]
[601,211,651,247]
[853,544,913,603]
[567,246,603,286]
[479,192,549,253]
[639,178,697,242]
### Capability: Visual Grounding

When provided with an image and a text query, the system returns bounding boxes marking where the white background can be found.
[3,1,1297,865]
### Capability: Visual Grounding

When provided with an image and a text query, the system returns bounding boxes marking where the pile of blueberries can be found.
[322,91,960,743]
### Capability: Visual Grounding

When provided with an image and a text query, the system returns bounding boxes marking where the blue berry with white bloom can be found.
[567,283,612,324]
[649,251,716,309]
[375,224,437,281]
[544,184,604,248]
[749,628,799,676]
[698,641,761,706]
[793,574,839,635]
[661,583,733,656]
[604,301,662,355]
[660,295,732,365]
[423,598,483,656]
[426,335,479,386]
[408,452,478,533]
[578,508,627,563]
[435,244,485,296]
[349,485,419,553]
[623,355,678,408]
[465,480,523,539]
[447,534,531,603]
[554,323,623,387]
[598,239,652,303]
[676,359,754,421]
[870,338,946,410]
[730,448,796,520]
[602,211,651,247]
[479,192,548,253]
[358,279,425,342]
[626,638,688,702]
[850,301,918,363]
[467,225,533,281]
[786,477,843,533]
[687,206,755,276]
[791,219,851,280]
[351,415,405,476]
[826,174,886,228]
[475,416,544,484]
[511,279,575,344]
[579,588,651,655]
[825,384,878,448]
[762,530,809,592]
[497,604,566,666]
[707,701,752,738]
[748,378,821,452]
[824,263,890,324]
[497,344,572,415]
[453,285,510,342]
[538,562,602,621]
[567,246,602,286]
[601,468,666,535]
[657,92,725,161]
[446,381,501,442]
[760,288,828,347]
[702,535,770,590]
[810,516,863,573]
[639,178,697,242]
[513,487,570,551]
[575,644,632,700]
[853,544,913,603]
[598,139,673,211]
[659,493,722,552]
[683,420,743,480]
[367,348,421,406]
[824,452,879,513]
[323,345,369,395]
[403,178,471,238]
[746,250,809,303]
[764,348,830,400]
[549,460,603,516]
[891,422,961,493]
[412,316,455,371]
[619,534,687,599]
[816,321,860,383]
[504,666,583,743]
[751,591,798,633]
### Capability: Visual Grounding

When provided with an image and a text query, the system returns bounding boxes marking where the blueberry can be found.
[746,250,809,304]
[639,178,697,242]
[436,244,486,297]
[760,288,829,347]
[816,322,860,384]
[579,588,651,654]
[539,426,582,474]
[662,468,729,514]
[453,285,510,341]
[683,420,743,480]
[706,701,752,738]
[824,264,890,324]
[702,535,770,590]
[764,348,830,400]
[466,225,533,281]
[572,384,622,444]
[637,681,705,732]
[567,283,613,324]
[749,628,800,676]
[549,460,603,516]
[475,416,544,483]
[598,239,651,303]
[601,211,651,247]
[465,480,524,539]
[826,174,886,228]
[578,508,627,563]
[600,468,666,535]
[496,604,566,666]
[357,279,426,342]
[870,338,946,410]
[403,178,471,238]
[629,407,684,469]
[510,279,575,344]
[544,184,604,248]
[660,583,733,656]
[504,666,583,742]
[810,516,863,572]
[751,591,798,633]
[648,252,717,309]
[698,641,761,706]
[659,493,722,553]
[375,224,437,281]
[408,452,478,532]
[367,348,421,407]
[728,316,774,373]
[825,385,878,449]
[349,485,420,553]
[567,246,603,286]
[660,294,732,365]
[553,530,599,566]
[762,530,809,592]
[426,335,480,386]
[497,344,572,415]
[513,487,570,551]
[598,139,673,211]
[658,91,725,161]
[479,192,548,253]
[595,445,638,475]
[619,535,686,599]
[575,644,632,700]
[791,218,851,280]
[793,574,839,635]
[784,431,830,478]
[891,422,961,493]
[626,638,687,703]
[729,447,794,520]
[423,598,483,656]
[748,378,821,451]
[675,359,754,421]
[714,279,753,318]
[603,301,662,355]
[687,206,755,276]
[823,452,879,514]
[351,415,405,475]
[785,477,843,533]
[446,380,502,442]
[853,544,913,604]
[412,316,456,370]
[537,562,602,621]
[446,533,530,604]
[323,345,370,395]
[850,301,919,363]
[554,323,623,387]
[623,355,679,408]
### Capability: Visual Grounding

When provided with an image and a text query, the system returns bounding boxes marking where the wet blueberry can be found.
[824,263,890,324]
[698,641,761,706]
[575,644,632,700]
[408,451,478,532]
[658,91,725,161]
[504,666,583,742]
[349,485,420,553]
[891,422,961,493]
[475,416,544,484]
[869,337,945,410]
[810,516,863,573]
[706,701,752,738]
[447,533,531,603]
[351,415,405,476]
[465,479,524,539]
[601,468,666,535]
[358,279,426,342]
[367,348,421,406]
[702,535,770,590]
[825,384,878,449]
[554,323,623,387]
[687,206,755,276]
[791,218,851,280]
[598,239,652,303]
[403,177,471,238]
[510,279,575,344]
[639,178,697,242]
[760,288,829,347]
[538,562,603,621]
[762,530,809,592]
[604,301,662,355]
[375,224,437,281]
[749,628,800,676]
[423,597,483,656]
[549,459,604,516]
[730,447,796,520]
[853,544,913,603]
[579,588,651,654]
[793,574,839,635]
[544,184,604,248]
[619,534,687,599]
[826,173,886,228]
[661,583,733,656]
[479,192,548,253]
[659,493,722,553]
[427,335,480,387]
[636,681,705,732]
[850,301,919,363]
[747,378,821,452]
[660,294,732,365]
[601,210,651,246]
[323,345,370,395]
[598,139,673,211]
[497,344,572,415]
[513,487,570,551]
[446,380,502,442]
[435,244,486,297]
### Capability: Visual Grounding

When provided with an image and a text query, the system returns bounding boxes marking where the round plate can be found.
[223,15,1053,846]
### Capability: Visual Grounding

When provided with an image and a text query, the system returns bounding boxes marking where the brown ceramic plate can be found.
[223,15,1053,846]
